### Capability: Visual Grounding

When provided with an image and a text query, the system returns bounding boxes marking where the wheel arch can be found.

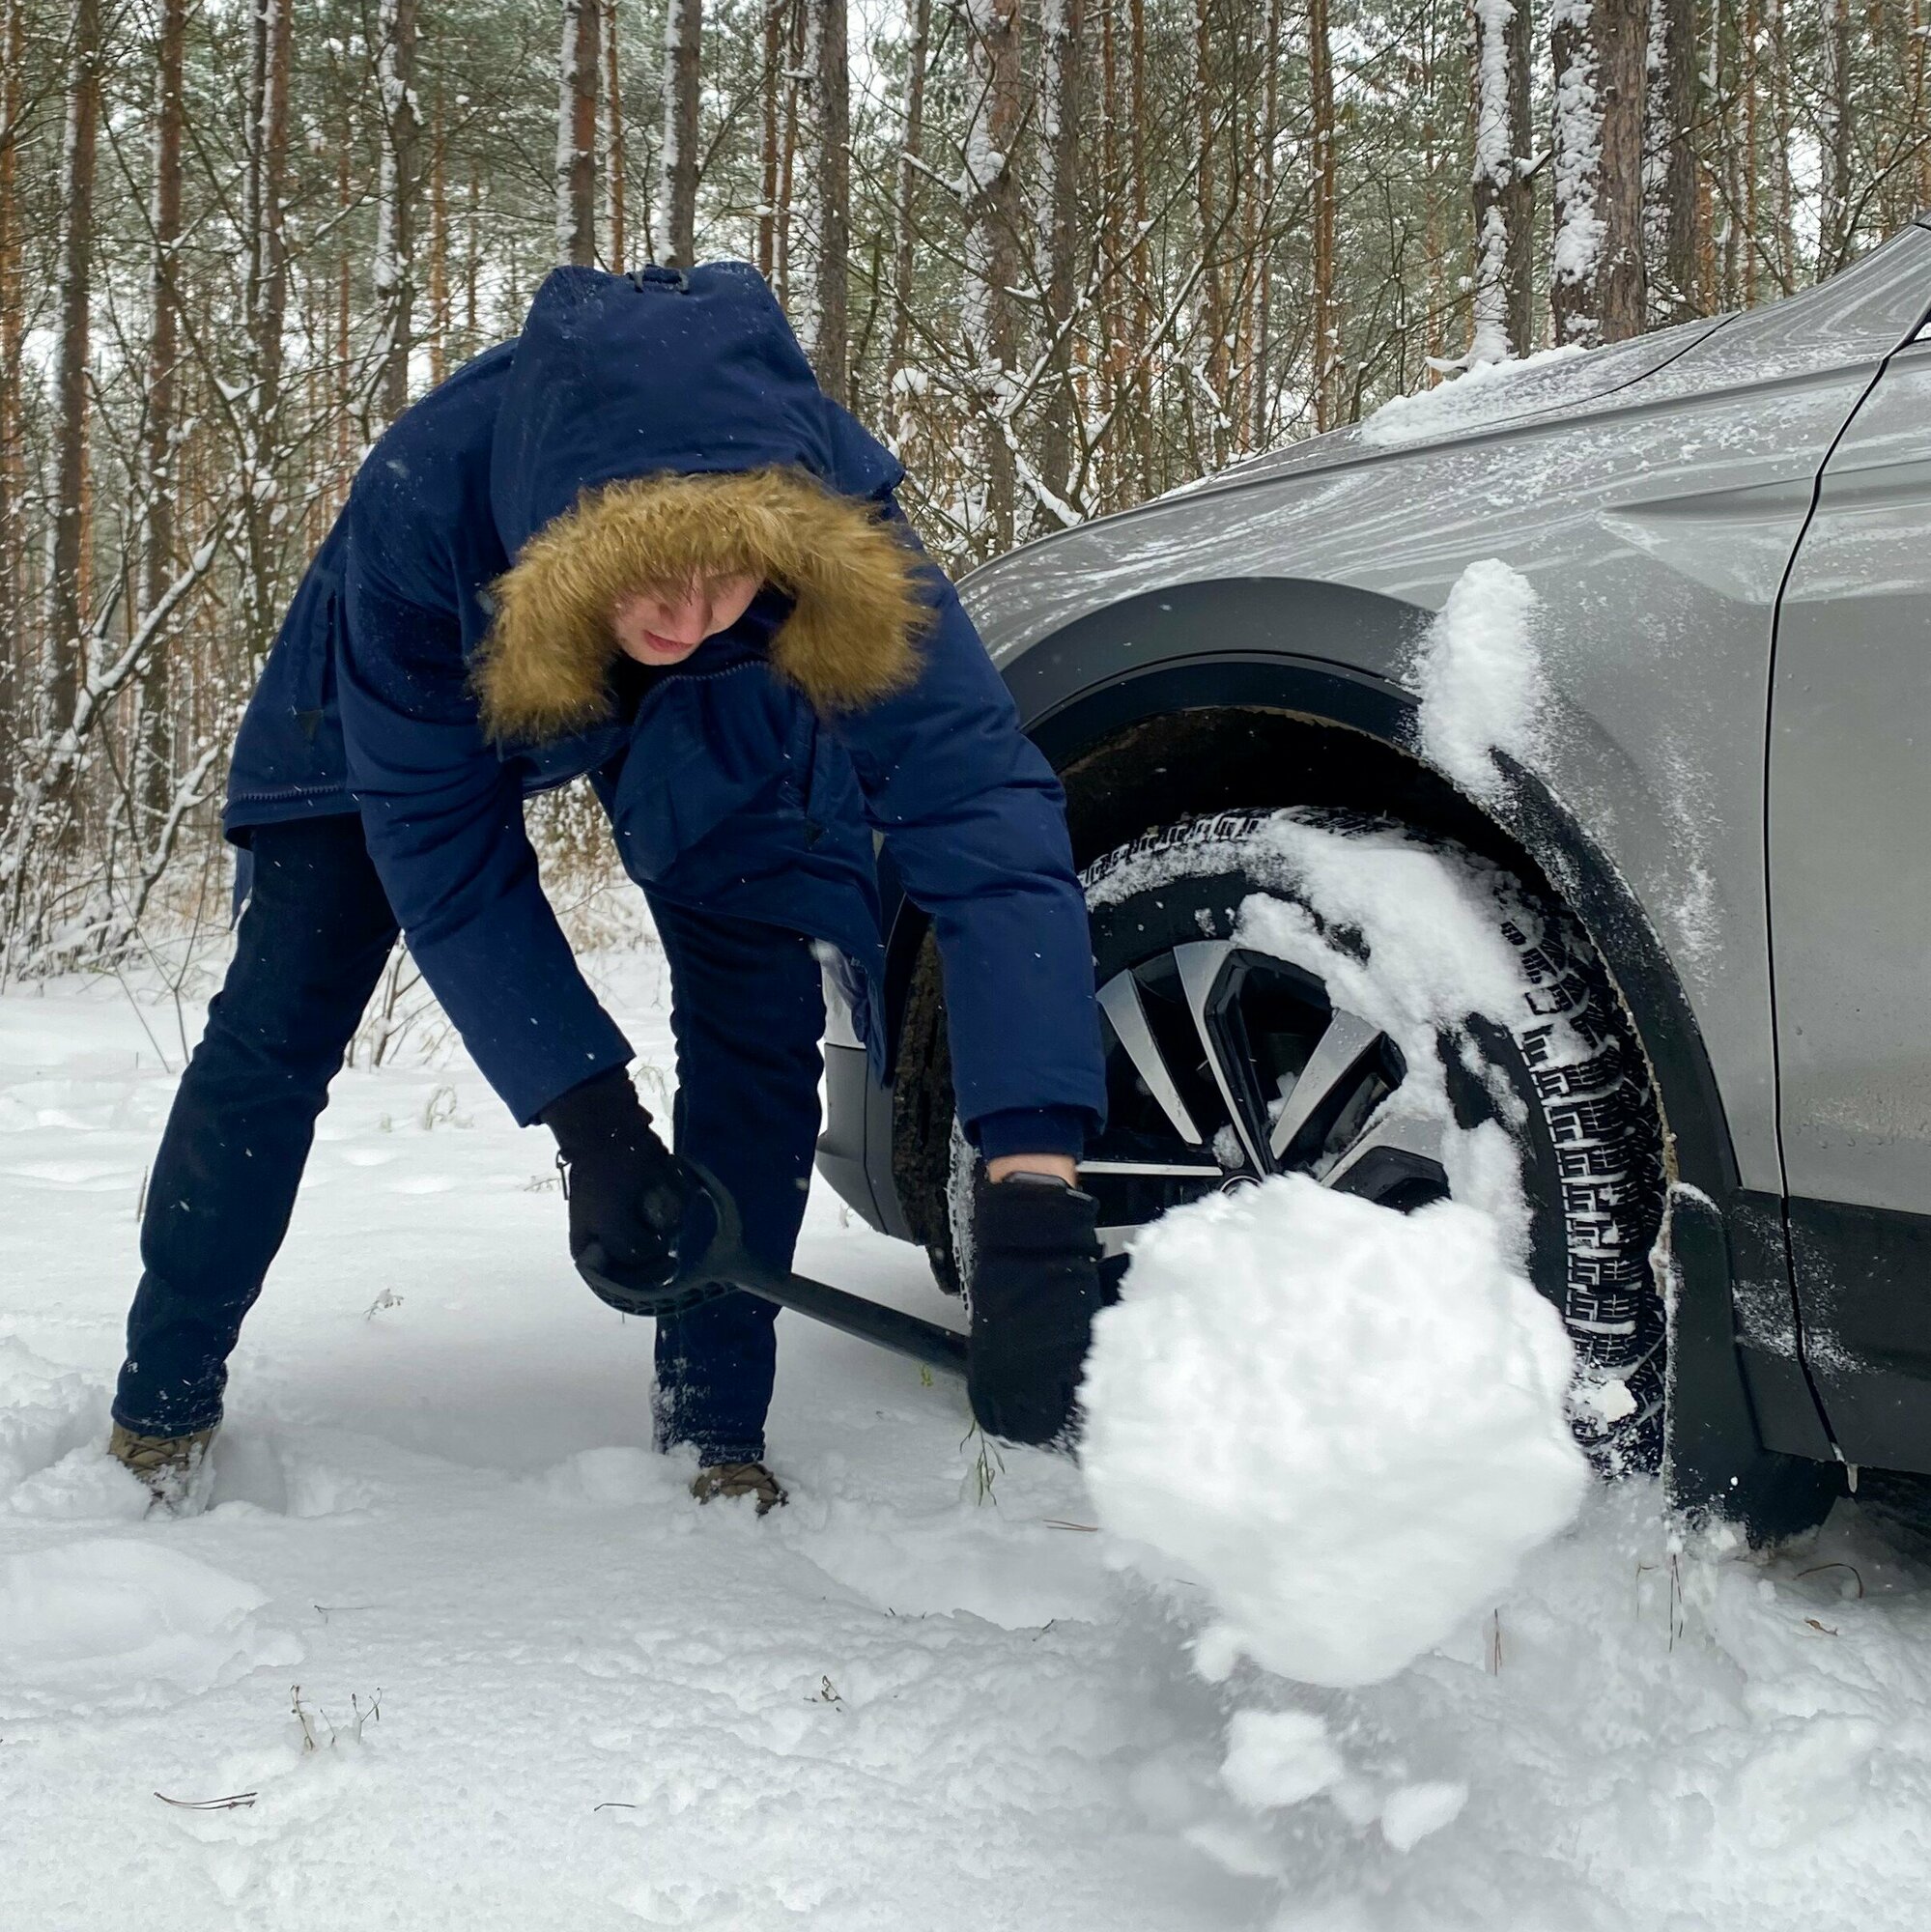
[882,577,1842,1530]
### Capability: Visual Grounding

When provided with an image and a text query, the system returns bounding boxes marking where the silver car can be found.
[818,213,1931,1537]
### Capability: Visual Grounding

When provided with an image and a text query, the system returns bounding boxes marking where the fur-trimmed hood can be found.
[479,263,923,744]
[476,467,926,742]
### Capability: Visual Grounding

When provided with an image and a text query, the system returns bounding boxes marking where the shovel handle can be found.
[679,1162,970,1378]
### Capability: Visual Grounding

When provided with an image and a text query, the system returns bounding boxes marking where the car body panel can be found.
[1772,326,1931,1464]
[957,222,1931,1203]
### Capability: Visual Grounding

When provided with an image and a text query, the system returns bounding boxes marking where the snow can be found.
[8,933,1931,1927]
[1410,555,1547,802]
[2,1537,300,1709]
[1358,344,1585,446]
[1081,1178,1587,1688]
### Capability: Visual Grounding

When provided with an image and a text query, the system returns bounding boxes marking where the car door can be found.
[1770,281,1931,1472]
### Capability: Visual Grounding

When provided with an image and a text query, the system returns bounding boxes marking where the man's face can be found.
[611,575,762,668]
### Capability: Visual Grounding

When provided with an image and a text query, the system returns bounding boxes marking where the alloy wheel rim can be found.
[1082,938,1451,1255]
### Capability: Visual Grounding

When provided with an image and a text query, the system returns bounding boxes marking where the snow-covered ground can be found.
[6,933,1931,1930]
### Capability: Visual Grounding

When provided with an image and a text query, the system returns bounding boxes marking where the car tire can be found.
[940,807,1669,1474]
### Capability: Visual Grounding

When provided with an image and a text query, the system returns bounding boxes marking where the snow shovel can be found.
[574,1161,970,1378]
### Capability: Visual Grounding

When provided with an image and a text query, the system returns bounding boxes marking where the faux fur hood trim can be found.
[475,466,928,743]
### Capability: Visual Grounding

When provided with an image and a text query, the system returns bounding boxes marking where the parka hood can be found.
[481,262,924,741]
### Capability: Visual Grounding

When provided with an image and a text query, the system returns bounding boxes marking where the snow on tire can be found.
[951,807,1668,1474]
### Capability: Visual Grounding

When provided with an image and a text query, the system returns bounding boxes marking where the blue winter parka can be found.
[224,262,1105,1144]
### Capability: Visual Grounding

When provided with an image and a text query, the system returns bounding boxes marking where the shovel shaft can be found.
[666,1160,969,1378]
[730,1265,969,1377]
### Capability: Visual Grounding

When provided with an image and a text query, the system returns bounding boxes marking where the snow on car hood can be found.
[1165,317,1724,500]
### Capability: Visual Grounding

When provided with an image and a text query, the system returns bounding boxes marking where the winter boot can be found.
[691,1461,787,1515]
[107,1422,217,1515]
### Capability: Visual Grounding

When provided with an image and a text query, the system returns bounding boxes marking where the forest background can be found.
[0,0,1923,974]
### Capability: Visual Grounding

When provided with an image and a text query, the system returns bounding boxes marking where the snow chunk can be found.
[1359,344,1584,446]
[1411,556,1547,801]
[1220,1708,1345,1811]
[1080,1176,1587,1689]
[0,1540,300,1713]
[1378,1778,1467,1851]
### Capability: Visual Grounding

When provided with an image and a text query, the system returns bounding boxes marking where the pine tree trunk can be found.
[1741,0,1758,306]
[1098,0,1122,492]
[1551,0,1620,345]
[138,0,187,831]
[798,0,849,397]
[1194,0,1227,459]
[464,157,481,355]
[961,0,1021,553]
[1766,0,1794,293]
[1470,0,1533,362]
[1596,0,1647,340]
[429,91,449,384]
[557,0,601,267]
[241,0,294,664]
[1250,0,1280,446]
[1308,0,1337,426]
[374,0,421,421]
[1819,0,1853,273]
[659,0,700,268]
[886,0,929,393]
[759,0,784,278]
[1128,0,1151,495]
[605,0,627,270]
[48,0,103,734]
[0,0,22,821]
[1035,0,1081,523]
[1659,0,1701,320]
[336,131,354,500]
[1917,0,1931,216]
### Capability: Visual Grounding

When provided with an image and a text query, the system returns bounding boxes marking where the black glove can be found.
[967,1171,1105,1448]
[541,1067,697,1315]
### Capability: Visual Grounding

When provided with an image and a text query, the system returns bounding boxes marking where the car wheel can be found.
[944,807,1668,1473]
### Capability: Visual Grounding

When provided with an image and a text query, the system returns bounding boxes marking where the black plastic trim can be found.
[1788,1195,1931,1474]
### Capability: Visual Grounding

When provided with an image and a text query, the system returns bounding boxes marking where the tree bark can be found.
[1035,0,1081,521]
[758,0,784,278]
[1127,0,1151,494]
[1551,0,1643,346]
[886,0,930,394]
[241,0,294,667]
[557,0,601,267]
[1308,0,1338,425]
[1596,0,1647,339]
[0,0,23,818]
[798,0,849,397]
[1250,0,1280,446]
[374,0,421,422]
[961,0,1021,552]
[1470,0,1533,361]
[1194,0,1228,458]
[48,0,103,732]
[1658,0,1701,319]
[1819,0,1853,274]
[136,0,187,830]
[429,89,449,384]
[605,0,627,270]
[659,0,700,268]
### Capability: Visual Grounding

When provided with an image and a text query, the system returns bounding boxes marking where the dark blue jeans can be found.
[115,813,823,1466]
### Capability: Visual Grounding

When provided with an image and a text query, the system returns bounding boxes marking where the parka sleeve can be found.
[830,513,1107,1141]
[337,512,632,1126]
